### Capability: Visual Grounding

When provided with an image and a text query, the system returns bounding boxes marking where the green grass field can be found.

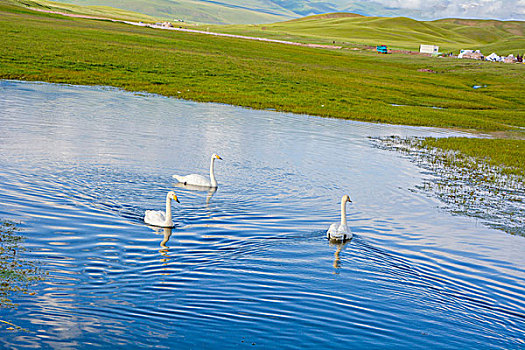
[0,1,524,173]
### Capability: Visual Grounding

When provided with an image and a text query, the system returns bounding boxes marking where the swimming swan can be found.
[327,195,352,241]
[144,191,180,228]
[173,153,222,188]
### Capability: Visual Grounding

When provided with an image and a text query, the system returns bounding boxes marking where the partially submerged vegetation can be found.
[1,220,44,331]
[421,138,525,177]
[1,221,44,309]
[374,137,524,236]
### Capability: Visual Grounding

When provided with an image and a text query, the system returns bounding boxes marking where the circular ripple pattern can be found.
[0,81,523,349]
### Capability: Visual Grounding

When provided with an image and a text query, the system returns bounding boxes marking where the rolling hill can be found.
[8,0,524,55]
[14,0,524,25]
[2,0,160,21]
[200,13,525,54]
[43,0,298,23]
[31,0,424,24]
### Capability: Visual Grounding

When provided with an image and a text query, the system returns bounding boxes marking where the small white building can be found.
[420,44,439,55]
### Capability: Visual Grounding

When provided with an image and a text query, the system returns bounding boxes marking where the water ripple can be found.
[0,81,523,350]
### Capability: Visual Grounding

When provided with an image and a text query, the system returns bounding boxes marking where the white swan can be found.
[144,191,180,228]
[327,194,352,241]
[173,153,222,188]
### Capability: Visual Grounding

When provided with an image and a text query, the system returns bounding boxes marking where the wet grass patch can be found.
[372,137,525,236]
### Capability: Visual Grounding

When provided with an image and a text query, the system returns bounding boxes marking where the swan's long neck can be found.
[209,156,218,187]
[165,195,173,225]
[340,198,347,227]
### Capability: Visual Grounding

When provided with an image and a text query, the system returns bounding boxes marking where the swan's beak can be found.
[173,195,180,203]
[216,155,223,160]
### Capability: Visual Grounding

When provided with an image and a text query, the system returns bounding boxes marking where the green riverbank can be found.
[422,138,524,177]
[0,1,524,174]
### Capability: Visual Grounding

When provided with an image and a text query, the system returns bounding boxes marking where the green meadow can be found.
[0,1,524,173]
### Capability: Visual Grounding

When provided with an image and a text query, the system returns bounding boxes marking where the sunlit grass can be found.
[422,138,525,176]
[374,136,524,235]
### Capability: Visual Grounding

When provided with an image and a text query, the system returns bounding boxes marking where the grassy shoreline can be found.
[422,138,524,177]
[1,1,524,174]
[374,137,524,235]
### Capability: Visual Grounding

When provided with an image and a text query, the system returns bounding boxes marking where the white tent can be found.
[458,49,483,60]
[458,50,473,59]
[486,53,502,62]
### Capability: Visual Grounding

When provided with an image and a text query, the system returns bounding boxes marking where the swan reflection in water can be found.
[329,239,350,271]
[173,182,217,205]
[147,226,173,263]
[159,227,172,249]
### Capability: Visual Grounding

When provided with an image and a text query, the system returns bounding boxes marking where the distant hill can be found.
[36,0,426,24]
[4,0,160,21]
[8,0,524,55]
[205,13,525,55]
[44,0,298,23]
[14,0,524,24]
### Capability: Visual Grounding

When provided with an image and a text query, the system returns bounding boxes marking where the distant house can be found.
[419,44,439,55]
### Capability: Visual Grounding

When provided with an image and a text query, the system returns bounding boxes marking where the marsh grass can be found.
[0,221,44,310]
[421,138,525,177]
[373,136,525,236]
[0,220,45,331]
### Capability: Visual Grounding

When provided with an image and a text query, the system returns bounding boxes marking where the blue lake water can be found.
[0,80,524,349]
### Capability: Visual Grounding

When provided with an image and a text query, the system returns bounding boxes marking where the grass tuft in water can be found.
[1,221,45,309]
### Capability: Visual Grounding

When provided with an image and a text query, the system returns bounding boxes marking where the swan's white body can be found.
[327,195,352,241]
[144,191,180,228]
[173,153,222,188]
